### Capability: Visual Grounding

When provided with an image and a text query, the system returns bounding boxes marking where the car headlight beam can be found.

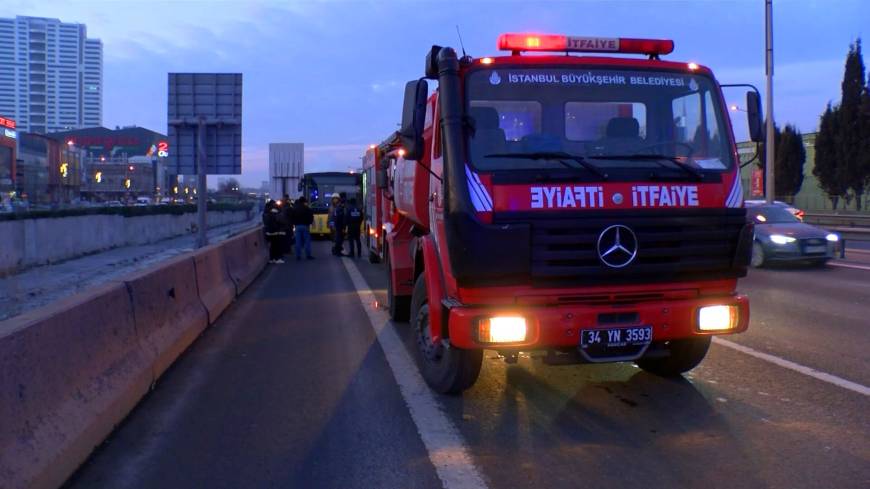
[826,233,839,242]
[769,234,796,245]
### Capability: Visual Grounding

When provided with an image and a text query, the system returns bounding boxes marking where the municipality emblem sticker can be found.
[688,78,699,91]
[489,71,502,85]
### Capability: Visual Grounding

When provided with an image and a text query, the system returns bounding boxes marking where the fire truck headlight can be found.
[478,316,527,343]
[698,305,738,332]
[826,233,839,242]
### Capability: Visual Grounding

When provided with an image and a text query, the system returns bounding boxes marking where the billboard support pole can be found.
[196,116,208,248]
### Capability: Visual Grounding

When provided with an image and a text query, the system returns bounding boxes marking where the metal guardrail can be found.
[803,212,870,229]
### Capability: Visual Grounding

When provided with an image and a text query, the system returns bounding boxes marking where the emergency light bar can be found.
[497,33,674,56]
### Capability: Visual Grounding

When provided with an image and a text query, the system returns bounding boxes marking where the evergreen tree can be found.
[758,120,780,199]
[838,39,867,209]
[775,124,806,200]
[860,69,870,210]
[814,104,847,209]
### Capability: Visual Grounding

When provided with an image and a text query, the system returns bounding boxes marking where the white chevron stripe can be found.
[465,165,491,212]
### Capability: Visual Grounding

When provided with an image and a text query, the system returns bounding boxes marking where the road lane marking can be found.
[829,261,870,271]
[342,259,490,489]
[712,337,870,397]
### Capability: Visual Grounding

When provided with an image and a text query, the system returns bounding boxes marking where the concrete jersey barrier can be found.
[0,282,152,489]
[225,227,268,295]
[194,244,236,324]
[125,255,209,379]
[0,225,269,489]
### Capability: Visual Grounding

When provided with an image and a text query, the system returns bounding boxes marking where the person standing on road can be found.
[330,193,347,256]
[344,197,363,259]
[263,200,285,264]
[292,197,315,261]
[281,194,295,256]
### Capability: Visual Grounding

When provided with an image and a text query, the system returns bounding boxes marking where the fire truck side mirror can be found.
[376,168,388,190]
[746,91,763,142]
[399,79,429,161]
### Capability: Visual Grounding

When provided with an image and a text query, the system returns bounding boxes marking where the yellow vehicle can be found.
[298,172,363,238]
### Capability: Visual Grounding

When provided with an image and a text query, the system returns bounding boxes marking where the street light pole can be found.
[196,116,208,248]
[764,0,775,204]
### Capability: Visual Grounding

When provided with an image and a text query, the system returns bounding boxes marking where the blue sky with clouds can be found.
[3,0,868,186]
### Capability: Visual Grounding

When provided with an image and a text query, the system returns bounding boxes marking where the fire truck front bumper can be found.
[444,294,749,352]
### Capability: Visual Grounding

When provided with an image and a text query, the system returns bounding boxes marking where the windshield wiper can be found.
[589,154,704,181]
[485,151,609,180]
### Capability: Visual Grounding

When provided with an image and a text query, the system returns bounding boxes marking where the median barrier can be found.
[0,228,269,489]
[0,282,151,489]
[125,255,208,379]
[225,227,268,295]
[194,244,236,324]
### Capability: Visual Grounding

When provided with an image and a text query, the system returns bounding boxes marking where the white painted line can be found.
[712,337,870,397]
[829,261,870,271]
[342,259,489,489]
[845,248,870,255]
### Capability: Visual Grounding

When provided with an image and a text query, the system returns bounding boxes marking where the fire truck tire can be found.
[636,337,711,377]
[411,275,482,394]
[386,250,410,322]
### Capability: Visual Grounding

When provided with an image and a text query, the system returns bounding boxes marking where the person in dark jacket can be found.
[292,197,315,261]
[263,200,284,264]
[344,198,363,258]
[331,193,347,256]
[280,194,294,255]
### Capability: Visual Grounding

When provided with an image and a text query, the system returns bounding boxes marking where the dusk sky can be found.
[4,0,868,187]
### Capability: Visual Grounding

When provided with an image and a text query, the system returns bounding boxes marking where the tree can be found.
[860,68,870,209]
[219,178,241,194]
[838,39,867,210]
[774,124,806,200]
[814,104,848,209]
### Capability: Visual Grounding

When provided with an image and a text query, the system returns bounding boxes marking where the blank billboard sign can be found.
[167,73,242,175]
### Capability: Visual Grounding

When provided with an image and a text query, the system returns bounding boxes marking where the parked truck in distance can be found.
[373,33,760,393]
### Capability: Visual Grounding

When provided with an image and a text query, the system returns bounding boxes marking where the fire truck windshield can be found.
[465,67,734,175]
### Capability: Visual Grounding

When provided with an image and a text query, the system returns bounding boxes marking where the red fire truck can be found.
[376,33,761,393]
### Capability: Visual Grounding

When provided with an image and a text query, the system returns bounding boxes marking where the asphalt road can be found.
[64,241,870,489]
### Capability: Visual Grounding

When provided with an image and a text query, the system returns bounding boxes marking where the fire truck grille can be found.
[494,209,748,287]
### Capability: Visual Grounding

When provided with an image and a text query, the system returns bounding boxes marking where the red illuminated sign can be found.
[0,117,15,130]
[66,136,142,147]
[157,141,169,158]
[751,168,764,197]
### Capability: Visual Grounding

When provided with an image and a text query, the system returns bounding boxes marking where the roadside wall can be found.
[0,226,267,489]
[0,209,249,276]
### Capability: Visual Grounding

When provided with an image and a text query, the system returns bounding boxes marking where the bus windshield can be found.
[465,67,734,174]
[302,173,362,212]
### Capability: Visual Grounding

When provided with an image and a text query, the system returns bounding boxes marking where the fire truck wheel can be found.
[411,275,482,394]
[386,250,410,321]
[636,337,711,377]
[750,242,766,268]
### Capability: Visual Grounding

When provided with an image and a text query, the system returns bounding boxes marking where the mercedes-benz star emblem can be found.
[597,224,638,268]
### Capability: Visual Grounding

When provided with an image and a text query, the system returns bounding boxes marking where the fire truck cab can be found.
[379,33,760,394]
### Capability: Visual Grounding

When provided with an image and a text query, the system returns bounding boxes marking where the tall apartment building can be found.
[0,15,102,134]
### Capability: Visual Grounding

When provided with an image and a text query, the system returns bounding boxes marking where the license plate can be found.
[580,326,652,361]
[805,245,826,253]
